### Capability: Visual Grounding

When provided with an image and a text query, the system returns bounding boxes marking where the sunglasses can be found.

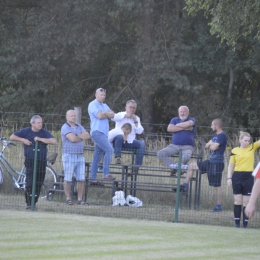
[99,88,106,92]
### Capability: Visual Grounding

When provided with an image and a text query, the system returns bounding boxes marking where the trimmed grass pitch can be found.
[1,210,260,259]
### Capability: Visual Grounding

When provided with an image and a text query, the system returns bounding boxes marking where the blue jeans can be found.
[112,135,145,165]
[90,131,114,180]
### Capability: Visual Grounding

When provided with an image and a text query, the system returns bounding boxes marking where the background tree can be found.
[185,0,260,47]
[0,0,260,135]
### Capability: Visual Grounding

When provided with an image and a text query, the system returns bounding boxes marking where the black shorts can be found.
[197,160,224,187]
[232,171,254,196]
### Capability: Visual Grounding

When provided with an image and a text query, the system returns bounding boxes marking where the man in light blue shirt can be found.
[88,88,115,185]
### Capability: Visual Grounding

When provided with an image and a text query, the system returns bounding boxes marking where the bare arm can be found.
[245,178,260,218]
[97,110,115,119]
[34,136,56,145]
[66,131,90,143]
[205,140,220,151]
[10,134,31,146]
[227,162,235,187]
[167,120,194,133]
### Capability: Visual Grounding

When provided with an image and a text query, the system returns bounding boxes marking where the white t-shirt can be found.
[111,111,144,143]
[108,128,124,143]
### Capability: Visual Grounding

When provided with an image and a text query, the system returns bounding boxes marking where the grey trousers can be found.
[157,144,194,167]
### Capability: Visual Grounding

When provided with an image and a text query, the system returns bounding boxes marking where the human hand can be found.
[245,203,255,219]
[184,126,193,131]
[124,113,132,118]
[227,179,232,187]
[34,136,42,142]
[23,139,32,146]
[132,114,137,121]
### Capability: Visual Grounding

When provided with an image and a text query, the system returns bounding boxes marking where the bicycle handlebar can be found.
[0,138,17,148]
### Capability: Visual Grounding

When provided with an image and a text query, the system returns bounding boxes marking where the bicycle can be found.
[0,137,58,199]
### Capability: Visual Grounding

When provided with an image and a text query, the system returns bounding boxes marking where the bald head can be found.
[66,110,76,124]
[212,118,223,128]
[211,118,223,133]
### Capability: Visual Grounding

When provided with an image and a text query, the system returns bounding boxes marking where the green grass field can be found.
[1,210,260,259]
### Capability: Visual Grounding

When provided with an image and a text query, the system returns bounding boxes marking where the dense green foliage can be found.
[0,0,260,134]
[185,0,260,47]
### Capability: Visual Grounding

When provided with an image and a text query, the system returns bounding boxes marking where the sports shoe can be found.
[210,206,222,212]
[181,164,189,170]
[169,163,178,170]
[243,225,247,228]
[97,167,103,172]
[26,205,37,211]
[172,184,188,193]
[235,224,240,228]
[103,174,116,181]
[115,157,121,164]
[170,169,186,176]
[170,169,177,176]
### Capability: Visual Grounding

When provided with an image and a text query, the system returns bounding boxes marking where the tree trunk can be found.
[138,0,154,133]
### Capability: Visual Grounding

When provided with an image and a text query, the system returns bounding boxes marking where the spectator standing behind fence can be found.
[88,88,115,185]
[61,110,90,206]
[181,119,227,212]
[157,106,195,182]
[111,100,145,174]
[227,131,260,228]
[10,115,56,210]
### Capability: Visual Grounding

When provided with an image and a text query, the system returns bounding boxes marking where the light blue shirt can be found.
[88,99,111,136]
[61,123,85,154]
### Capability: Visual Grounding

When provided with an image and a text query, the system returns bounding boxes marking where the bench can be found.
[84,158,202,209]
[47,144,203,209]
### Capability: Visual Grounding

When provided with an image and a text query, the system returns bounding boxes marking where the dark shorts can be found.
[232,171,254,196]
[197,160,224,187]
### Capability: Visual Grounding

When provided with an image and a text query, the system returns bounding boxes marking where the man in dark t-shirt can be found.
[157,105,196,172]
[183,118,227,212]
[10,115,56,209]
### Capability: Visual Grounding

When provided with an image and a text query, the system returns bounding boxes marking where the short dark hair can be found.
[122,123,132,131]
[213,118,223,128]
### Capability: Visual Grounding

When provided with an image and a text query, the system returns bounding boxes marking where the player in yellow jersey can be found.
[227,131,260,228]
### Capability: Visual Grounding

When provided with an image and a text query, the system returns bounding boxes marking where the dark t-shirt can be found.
[209,132,227,163]
[170,117,196,146]
[14,127,54,159]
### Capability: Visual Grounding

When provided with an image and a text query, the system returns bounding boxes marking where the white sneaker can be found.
[181,164,189,170]
[169,164,178,170]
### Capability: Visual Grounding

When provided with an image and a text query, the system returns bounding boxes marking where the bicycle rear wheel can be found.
[0,165,4,185]
[40,166,57,199]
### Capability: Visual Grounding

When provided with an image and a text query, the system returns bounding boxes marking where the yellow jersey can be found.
[230,141,260,172]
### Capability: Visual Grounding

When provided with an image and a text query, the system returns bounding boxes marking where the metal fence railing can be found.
[1,140,260,229]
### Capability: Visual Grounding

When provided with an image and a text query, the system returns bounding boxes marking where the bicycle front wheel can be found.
[40,166,58,198]
[0,165,4,185]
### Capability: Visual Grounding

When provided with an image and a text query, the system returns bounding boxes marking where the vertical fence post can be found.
[74,107,82,125]
[174,149,182,223]
[31,141,38,211]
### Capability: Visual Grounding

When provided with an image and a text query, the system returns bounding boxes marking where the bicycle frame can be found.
[0,140,26,189]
